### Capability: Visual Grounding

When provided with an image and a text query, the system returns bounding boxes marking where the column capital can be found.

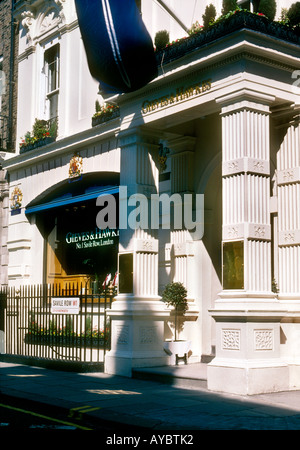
[216,88,275,115]
[167,135,196,154]
[271,103,300,128]
[117,127,161,149]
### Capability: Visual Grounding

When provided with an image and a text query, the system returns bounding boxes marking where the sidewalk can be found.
[1,360,300,430]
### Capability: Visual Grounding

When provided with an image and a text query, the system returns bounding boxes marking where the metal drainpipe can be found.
[155,0,189,33]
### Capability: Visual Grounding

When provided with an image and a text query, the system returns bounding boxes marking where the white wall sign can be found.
[51,297,80,315]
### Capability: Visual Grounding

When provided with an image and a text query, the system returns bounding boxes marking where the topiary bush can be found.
[154,29,170,51]
[222,0,238,15]
[287,2,300,26]
[202,3,217,29]
[257,0,277,21]
[162,282,188,341]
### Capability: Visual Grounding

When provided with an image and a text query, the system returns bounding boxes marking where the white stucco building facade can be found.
[1,0,300,395]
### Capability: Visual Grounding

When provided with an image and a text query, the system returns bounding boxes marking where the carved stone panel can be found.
[222,329,241,350]
[254,329,273,351]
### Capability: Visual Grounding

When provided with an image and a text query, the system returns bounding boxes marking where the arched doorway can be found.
[26,172,120,292]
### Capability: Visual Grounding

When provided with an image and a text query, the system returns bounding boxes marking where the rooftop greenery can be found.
[155,7,300,65]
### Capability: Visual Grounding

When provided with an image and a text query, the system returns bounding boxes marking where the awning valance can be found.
[25,186,119,215]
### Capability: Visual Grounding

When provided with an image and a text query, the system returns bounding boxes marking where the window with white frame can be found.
[44,44,60,121]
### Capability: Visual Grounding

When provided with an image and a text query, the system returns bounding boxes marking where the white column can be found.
[169,136,196,300]
[276,114,300,295]
[274,108,300,388]
[165,136,200,361]
[105,129,170,377]
[208,90,288,395]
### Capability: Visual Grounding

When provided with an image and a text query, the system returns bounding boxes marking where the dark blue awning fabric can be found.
[25,186,119,215]
[75,0,158,94]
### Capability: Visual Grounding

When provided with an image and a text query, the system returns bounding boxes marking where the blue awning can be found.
[25,186,119,215]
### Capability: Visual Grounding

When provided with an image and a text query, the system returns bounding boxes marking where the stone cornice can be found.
[116,40,300,110]
[3,118,121,173]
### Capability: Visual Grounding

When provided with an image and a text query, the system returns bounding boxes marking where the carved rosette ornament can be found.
[40,8,64,33]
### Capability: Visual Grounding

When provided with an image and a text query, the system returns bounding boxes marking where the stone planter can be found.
[163,340,191,365]
[92,108,120,126]
[24,334,107,348]
[20,136,55,154]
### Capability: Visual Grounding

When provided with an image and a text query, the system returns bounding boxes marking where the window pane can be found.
[45,45,59,94]
[223,241,244,289]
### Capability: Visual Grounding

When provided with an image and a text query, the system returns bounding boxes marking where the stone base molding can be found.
[207,296,289,394]
[105,295,170,377]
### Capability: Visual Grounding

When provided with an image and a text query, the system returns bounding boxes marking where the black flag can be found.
[75,0,158,94]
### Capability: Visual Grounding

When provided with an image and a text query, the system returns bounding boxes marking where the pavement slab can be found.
[2,361,300,430]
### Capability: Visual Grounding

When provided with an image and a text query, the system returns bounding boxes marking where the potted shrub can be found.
[287,2,300,27]
[154,30,170,51]
[162,282,191,364]
[202,4,217,29]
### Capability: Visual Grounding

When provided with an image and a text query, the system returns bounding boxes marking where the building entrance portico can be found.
[106,16,300,390]
[2,3,300,396]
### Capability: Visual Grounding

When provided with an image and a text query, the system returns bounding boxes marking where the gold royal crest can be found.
[11,187,23,210]
[69,153,83,180]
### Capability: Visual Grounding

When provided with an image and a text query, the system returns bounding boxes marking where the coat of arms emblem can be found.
[69,153,83,180]
[11,187,23,211]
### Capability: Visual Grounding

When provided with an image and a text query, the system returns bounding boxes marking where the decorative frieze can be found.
[139,326,158,345]
[222,329,241,350]
[279,230,300,247]
[172,241,194,257]
[222,224,271,241]
[116,325,129,345]
[222,157,270,177]
[254,329,273,351]
[277,166,300,186]
[134,239,158,253]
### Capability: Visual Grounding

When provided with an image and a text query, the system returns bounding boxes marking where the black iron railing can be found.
[0,283,114,365]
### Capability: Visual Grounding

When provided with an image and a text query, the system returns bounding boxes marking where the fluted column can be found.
[273,107,300,387]
[105,128,170,377]
[168,136,196,300]
[220,93,272,294]
[276,112,300,295]
[207,90,288,395]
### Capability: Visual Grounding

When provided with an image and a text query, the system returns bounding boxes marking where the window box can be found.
[19,118,57,154]
[92,103,120,127]
[20,136,56,154]
[155,10,300,65]
[24,333,108,348]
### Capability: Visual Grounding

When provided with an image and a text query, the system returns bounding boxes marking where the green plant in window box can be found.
[92,101,120,126]
[19,118,57,153]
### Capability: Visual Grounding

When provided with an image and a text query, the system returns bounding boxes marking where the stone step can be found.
[132,363,208,390]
